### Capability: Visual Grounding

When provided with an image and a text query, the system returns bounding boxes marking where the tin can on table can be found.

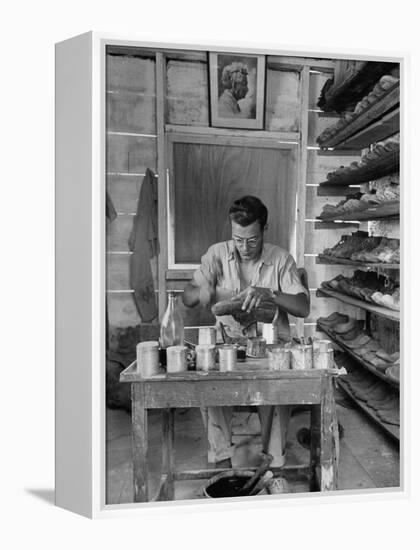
[313,339,333,369]
[166,345,188,373]
[291,344,313,370]
[198,327,216,345]
[261,323,278,345]
[267,345,291,370]
[246,337,267,357]
[195,344,216,371]
[218,345,237,372]
[136,341,160,377]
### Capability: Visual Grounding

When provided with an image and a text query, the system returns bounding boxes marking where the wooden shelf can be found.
[316,287,400,322]
[320,62,399,113]
[337,379,399,442]
[337,108,399,150]
[317,324,399,388]
[317,83,400,149]
[318,148,399,187]
[317,200,399,222]
[317,255,399,271]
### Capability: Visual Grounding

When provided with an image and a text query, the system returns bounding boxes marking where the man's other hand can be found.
[231,286,274,313]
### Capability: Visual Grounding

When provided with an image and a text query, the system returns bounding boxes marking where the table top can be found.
[120,359,341,384]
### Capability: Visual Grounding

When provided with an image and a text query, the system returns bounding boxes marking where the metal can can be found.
[246,337,267,357]
[136,341,160,377]
[166,345,188,373]
[291,344,313,370]
[218,345,237,372]
[195,344,216,371]
[261,323,278,345]
[267,345,291,370]
[198,327,216,345]
[313,339,332,369]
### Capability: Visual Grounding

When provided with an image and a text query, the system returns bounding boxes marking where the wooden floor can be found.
[106,388,400,503]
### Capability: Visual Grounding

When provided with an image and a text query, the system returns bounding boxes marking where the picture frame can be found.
[209,52,266,129]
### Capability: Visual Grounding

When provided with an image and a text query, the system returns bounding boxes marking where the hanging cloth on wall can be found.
[106,191,117,223]
[128,168,159,322]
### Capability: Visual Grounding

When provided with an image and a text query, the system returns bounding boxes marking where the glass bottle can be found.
[160,292,185,348]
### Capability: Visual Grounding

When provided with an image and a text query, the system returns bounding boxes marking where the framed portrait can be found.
[209,52,265,129]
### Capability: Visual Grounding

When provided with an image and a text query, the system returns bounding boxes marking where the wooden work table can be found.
[120,359,341,502]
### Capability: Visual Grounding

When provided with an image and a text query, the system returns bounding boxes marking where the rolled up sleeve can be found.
[279,255,309,296]
[193,245,219,289]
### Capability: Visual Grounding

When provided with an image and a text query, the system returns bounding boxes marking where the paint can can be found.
[218,345,237,372]
[291,344,313,370]
[136,341,160,377]
[313,340,332,369]
[166,345,188,373]
[198,327,216,345]
[267,345,291,370]
[195,344,216,371]
[246,337,267,357]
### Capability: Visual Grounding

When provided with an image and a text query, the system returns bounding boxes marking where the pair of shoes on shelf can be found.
[350,236,382,261]
[370,289,400,311]
[323,231,368,258]
[358,237,399,263]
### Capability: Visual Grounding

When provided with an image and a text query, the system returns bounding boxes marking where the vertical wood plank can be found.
[295,66,310,337]
[309,404,321,491]
[319,377,339,490]
[156,52,167,320]
[131,384,149,502]
[161,408,175,500]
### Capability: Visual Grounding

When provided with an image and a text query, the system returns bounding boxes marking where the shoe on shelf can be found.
[375,349,395,363]
[317,312,349,327]
[339,321,366,341]
[334,318,361,334]
[345,334,371,348]
[350,237,382,261]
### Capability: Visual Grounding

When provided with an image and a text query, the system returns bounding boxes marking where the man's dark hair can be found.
[228,195,268,229]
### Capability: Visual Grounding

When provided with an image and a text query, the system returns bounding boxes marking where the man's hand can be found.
[231,286,275,313]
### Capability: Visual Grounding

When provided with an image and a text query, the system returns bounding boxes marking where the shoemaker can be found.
[183,196,310,468]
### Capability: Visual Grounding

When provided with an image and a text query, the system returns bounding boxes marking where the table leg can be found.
[161,408,175,500]
[309,404,321,492]
[319,377,339,491]
[131,384,148,502]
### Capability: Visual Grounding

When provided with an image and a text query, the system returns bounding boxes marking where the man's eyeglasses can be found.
[233,237,260,248]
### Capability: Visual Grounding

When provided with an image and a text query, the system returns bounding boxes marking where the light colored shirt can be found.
[218,90,241,117]
[193,240,309,339]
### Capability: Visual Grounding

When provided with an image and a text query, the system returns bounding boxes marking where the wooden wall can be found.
[105,51,348,334]
[106,54,157,328]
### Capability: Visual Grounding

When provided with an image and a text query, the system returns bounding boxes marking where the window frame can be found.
[165,131,300,273]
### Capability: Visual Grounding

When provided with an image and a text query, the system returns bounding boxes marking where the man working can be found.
[183,196,310,468]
